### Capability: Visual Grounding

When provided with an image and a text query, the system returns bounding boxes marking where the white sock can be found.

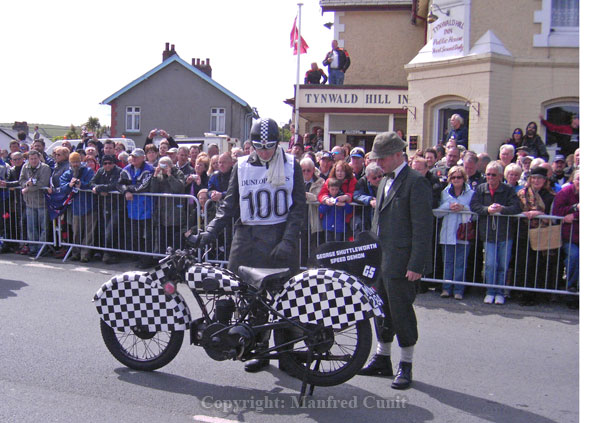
[400,345,414,363]
[376,342,392,356]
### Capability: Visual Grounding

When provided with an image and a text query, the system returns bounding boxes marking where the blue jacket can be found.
[319,199,352,233]
[118,162,154,220]
[59,166,95,216]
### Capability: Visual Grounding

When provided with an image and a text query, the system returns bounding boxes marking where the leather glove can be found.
[270,239,295,262]
[199,231,217,249]
[187,231,217,249]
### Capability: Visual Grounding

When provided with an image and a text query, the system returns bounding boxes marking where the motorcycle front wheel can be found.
[274,319,372,387]
[100,320,184,371]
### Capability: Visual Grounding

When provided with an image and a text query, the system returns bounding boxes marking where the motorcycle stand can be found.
[298,348,321,405]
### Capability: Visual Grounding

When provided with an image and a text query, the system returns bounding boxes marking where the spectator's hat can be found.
[304,145,314,152]
[553,154,566,163]
[320,151,333,161]
[370,132,406,159]
[530,166,547,178]
[102,154,117,164]
[516,146,529,154]
[522,155,534,163]
[131,148,145,158]
[350,147,365,158]
[167,147,178,154]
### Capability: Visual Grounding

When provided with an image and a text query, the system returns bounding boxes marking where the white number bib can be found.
[237,154,294,225]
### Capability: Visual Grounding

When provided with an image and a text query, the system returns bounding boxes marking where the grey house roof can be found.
[101,55,250,109]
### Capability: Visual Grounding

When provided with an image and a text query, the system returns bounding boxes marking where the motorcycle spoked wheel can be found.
[273,319,372,387]
[100,320,184,371]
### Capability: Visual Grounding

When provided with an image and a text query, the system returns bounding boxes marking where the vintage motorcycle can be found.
[93,233,384,396]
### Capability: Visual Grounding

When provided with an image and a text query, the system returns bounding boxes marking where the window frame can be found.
[125,106,141,133]
[533,0,579,48]
[210,107,226,134]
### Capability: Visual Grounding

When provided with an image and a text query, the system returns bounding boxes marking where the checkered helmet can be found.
[250,118,279,149]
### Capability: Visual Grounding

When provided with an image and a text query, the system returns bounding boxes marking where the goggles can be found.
[251,140,278,150]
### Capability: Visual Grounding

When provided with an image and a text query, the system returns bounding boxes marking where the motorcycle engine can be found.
[191,319,255,361]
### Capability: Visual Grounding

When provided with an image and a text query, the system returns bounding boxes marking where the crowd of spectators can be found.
[0,122,580,308]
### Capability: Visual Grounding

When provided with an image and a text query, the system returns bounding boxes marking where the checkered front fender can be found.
[93,271,191,332]
[273,268,384,330]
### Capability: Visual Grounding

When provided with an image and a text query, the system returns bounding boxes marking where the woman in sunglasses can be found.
[434,166,475,300]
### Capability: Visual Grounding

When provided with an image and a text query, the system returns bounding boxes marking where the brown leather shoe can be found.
[357,354,393,376]
[391,361,412,390]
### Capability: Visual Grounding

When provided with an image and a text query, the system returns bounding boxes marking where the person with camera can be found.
[18,150,52,256]
[60,152,96,262]
[144,128,179,149]
[151,156,186,254]
[192,118,306,373]
[91,154,123,264]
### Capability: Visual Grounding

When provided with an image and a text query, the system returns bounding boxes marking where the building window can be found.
[541,101,579,156]
[125,106,141,132]
[210,108,226,134]
[534,0,579,47]
[551,0,579,28]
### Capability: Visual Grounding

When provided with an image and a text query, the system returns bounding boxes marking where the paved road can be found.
[0,254,578,423]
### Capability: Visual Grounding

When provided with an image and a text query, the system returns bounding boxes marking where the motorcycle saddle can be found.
[237,266,291,290]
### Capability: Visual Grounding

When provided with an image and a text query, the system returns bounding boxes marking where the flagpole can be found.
[294,3,303,139]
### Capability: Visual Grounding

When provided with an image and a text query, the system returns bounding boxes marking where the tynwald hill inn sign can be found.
[299,88,409,110]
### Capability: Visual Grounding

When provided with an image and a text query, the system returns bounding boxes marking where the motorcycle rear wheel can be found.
[274,319,372,387]
[100,320,184,371]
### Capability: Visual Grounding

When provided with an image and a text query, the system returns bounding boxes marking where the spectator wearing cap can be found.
[515,146,529,162]
[350,147,366,179]
[167,147,178,163]
[318,151,334,180]
[291,142,304,162]
[550,154,567,186]
[118,148,155,268]
[60,152,96,262]
[518,155,534,186]
[91,154,123,264]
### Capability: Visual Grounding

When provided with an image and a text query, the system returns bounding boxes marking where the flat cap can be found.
[369,132,406,159]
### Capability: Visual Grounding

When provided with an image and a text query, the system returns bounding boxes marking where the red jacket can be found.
[552,183,579,244]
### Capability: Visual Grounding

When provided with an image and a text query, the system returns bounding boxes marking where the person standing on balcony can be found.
[323,40,351,85]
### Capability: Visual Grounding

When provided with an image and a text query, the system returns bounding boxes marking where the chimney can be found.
[194,57,212,78]
[162,42,177,61]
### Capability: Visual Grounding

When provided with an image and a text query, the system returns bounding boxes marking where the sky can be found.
[0,0,335,129]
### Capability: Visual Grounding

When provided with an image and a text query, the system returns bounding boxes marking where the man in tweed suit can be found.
[358,132,433,390]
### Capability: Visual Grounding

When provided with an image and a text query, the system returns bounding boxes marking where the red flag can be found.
[290,16,308,55]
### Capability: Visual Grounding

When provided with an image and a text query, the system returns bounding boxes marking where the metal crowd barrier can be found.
[0,187,201,261]
[0,187,57,258]
[0,187,578,297]
[200,201,578,297]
